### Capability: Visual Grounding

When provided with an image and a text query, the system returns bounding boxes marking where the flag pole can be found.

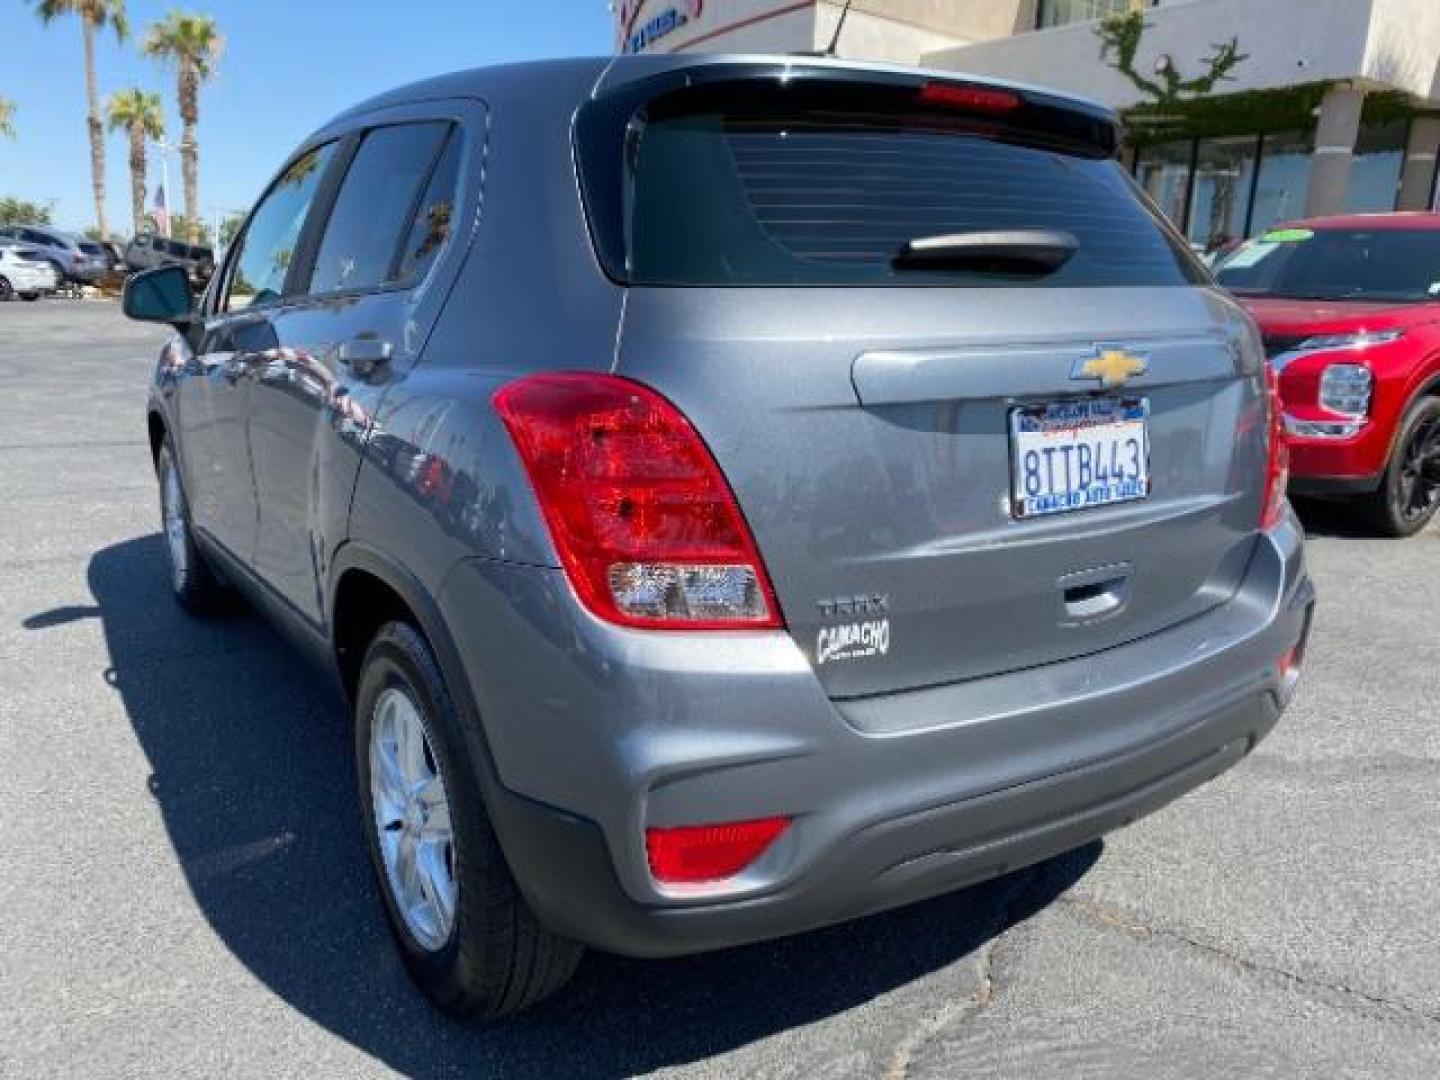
[153,136,174,239]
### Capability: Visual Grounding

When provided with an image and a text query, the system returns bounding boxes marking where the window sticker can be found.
[1219,240,1277,269]
[1259,228,1314,243]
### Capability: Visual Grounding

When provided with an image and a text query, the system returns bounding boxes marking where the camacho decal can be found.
[815,595,891,666]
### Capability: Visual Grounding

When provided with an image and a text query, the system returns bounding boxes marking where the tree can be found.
[0,197,54,225]
[106,88,163,238]
[27,1,129,237]
[1097,11,1247,109]
[0,97,15,138]
[218,211,244,249]
[144,11,221,245]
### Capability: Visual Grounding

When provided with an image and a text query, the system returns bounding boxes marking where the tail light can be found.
[1261,363,1290,531]
[493,372,782,630]
[646,817,791,885]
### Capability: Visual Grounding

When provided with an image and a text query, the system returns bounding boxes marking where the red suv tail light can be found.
[493,372,782,630]
[1261,362,1291,531]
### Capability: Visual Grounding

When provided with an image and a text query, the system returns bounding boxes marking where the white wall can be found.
[924,0,1440,107]
[1365,0,1440,101]
[612,0,1032,61]
[614,0,816,56]
[815,5,969,64]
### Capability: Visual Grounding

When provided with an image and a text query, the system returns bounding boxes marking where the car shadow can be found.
[1290,497,1383,539]
[67,533,1099,1078]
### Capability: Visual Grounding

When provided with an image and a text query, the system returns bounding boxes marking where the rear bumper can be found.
[440,519,1312,958]
[5,273,54,292]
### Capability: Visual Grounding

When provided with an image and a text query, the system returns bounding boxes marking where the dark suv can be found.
[124,233,216,284]
[123,56,1314,1019]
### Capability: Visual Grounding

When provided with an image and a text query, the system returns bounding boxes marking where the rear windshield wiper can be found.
[892,229,1078,274]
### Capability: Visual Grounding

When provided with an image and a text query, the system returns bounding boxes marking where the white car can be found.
[0,244,58,300]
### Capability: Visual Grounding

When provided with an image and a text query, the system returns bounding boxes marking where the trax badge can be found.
[1072,346,1149,389]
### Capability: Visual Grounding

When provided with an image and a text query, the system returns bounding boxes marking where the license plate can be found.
[1010,397,1149,519]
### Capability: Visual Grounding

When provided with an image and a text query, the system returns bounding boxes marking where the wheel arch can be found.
[327,546,492,746]
[1382,363,1440,466]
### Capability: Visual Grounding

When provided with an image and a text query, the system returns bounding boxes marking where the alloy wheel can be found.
[369,686,457,952]
[1395,412,1440,525]
[161,461,190,590]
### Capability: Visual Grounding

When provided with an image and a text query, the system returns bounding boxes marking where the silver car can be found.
[0,223,108,284]
[123,55,1315,1019]
[0,243,57,299]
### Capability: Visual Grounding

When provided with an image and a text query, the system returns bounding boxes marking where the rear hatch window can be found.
[579,76,1203,289]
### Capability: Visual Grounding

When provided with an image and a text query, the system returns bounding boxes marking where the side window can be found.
[224,142,335,313]
[395,129,462,286]
[307,122,451,296]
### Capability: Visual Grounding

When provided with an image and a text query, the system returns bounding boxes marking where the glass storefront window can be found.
[1189,136,1259,253]
[1344,120,1408,214]
[1037,0,1154,29]
[1135,140,1193,233]
[1249,131,1312,236]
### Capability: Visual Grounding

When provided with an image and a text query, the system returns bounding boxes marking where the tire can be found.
[1356,396,1440,537]
[20,292,39,301]
[156,440,226,611]
[355,621,582,1019]
[0,276,11,301]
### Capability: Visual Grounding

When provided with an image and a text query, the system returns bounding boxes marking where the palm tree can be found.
[105,89,163,238]
[0,97,16,138]
[144,11,221,245]
[27,1,129,237]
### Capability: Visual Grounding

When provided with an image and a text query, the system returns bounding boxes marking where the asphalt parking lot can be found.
[1,300,1437,1078]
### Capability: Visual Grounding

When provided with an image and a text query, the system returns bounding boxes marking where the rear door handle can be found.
[338,337,393,377]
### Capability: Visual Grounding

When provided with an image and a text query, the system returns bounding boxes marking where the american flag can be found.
[152,182,170,238]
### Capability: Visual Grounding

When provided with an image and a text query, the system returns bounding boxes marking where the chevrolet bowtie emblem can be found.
[1073,347,1149,389]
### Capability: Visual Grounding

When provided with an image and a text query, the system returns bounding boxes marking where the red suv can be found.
[1215,213,1440,535]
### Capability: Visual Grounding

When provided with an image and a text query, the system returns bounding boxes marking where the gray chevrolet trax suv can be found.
[123,56,1315,1018]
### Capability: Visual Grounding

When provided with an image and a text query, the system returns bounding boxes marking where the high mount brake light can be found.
[1261,363,1291,531]
[493,372,782,630]
[917,82,1024,115]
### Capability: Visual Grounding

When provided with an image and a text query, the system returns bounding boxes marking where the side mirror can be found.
[123,264,195,328]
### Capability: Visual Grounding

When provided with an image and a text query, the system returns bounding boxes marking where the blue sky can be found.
[0,1,614,234]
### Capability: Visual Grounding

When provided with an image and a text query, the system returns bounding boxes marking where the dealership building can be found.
[611,0,1440,244]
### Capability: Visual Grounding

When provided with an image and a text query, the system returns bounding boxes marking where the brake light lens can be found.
[917,82,1023,114]
[493,372,782,629]
[1261,363,1290,531]
[646,816,792,885]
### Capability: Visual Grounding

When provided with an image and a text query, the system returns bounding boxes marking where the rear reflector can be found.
[493,372,782,630]
[917,82,1023,114]
[646,817,791,885]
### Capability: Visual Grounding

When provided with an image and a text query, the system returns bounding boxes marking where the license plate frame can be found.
[1009,396,1150,520]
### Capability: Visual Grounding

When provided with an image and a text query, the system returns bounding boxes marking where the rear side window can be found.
[616,109,1202,288]
[308,121,453,296]
[395,130,462,286]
